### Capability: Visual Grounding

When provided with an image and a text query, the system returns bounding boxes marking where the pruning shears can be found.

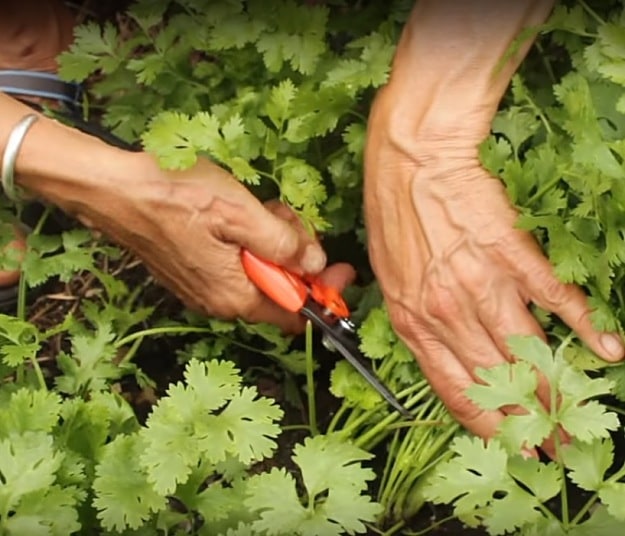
[241,250,412,419]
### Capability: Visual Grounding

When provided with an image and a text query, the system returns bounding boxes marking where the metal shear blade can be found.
[301,301,413,419]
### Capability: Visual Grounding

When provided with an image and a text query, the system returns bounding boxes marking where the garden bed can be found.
[3,0,625,534]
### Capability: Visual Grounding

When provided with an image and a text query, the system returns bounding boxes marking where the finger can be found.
[243,263,356,332]
[316,262,357,291]
[421,277,510,375]
[263,199,303,227]
[527,258,625,362]
[403,330,506,439]
[211,197,326,274]
[420,278,552,439]
[242,294,306,334]
[475,289,552,408]
[264,200,325,275]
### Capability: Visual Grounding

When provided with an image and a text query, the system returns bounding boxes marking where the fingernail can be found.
[301,244,326,274]
[600,333,625,361]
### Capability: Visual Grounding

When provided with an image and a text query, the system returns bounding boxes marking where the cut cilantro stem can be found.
[305,320,318,436]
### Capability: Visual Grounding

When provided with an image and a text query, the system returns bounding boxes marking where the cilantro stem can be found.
[404,514,457,535]
[368,519,406,536]
[17,207,51,391]
[579,0,606,26]
[255,169,282,189]
[552,408,570,527]
[571,462,625,525]
[326,402,351,433]
[305,320,318,436]
[281,424,313,432]
[570,492,599,526]
[114,326,214,348]
[534,41,556,86]
[17,205,51,321]
[524,92,552,135]
[378,430,401,502]
[348,109,367,122]
[378,402,455,511]
[603,403,625,417]
[118,335,144,366]
[354,384,433,450]
[526,174,562,205]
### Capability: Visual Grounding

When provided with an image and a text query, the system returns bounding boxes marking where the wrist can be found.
[367,83,486,171]
[13,115,164,219]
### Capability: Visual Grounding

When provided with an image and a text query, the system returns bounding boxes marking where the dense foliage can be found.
[1,0,625,534]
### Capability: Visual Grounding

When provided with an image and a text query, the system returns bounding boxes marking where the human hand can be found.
[69,155,355,333]
[363,89,625,440]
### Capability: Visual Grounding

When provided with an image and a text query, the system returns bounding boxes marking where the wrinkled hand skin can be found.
[0,1,357,330]
[364,87,625,441]
[67,156,355,334]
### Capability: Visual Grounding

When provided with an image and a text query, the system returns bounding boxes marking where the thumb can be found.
[214,197,326,273]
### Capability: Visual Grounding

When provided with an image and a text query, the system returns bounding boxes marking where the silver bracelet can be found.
[1,114,39,202]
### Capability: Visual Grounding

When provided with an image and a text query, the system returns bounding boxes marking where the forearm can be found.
[0,93,159,222]
[380,0,554,145]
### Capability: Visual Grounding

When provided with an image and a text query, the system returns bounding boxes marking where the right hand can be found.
[69,154,355,333]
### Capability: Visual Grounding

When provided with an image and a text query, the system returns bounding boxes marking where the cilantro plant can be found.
[327,305,459,530]
[424,335,625,535]
[57,0,405,233]
[0,356,381,535]
[479,1,625,377]
[5,0,625,534]
[421,3,625,533]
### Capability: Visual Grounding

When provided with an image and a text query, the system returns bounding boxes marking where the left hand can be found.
[363,86,625,441]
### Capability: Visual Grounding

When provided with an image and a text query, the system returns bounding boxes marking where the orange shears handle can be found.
[240,250,350,318]
[240,250,308,313]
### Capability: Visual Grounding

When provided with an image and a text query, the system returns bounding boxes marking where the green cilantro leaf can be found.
[265,79,297,128]
[358,307,396,359]
[141,111,201,170]
[57,22,123,81]
[199,386,284,465]
[245,434,381,535]
[598,482,625,521]
[507,335,562,386]
[569,505,625,536]
[22,230,102,288]
[468,361,539,410]
[467,361,552,450]
[0,432,80,535]
[0,388,62,437]
[507,456,561,502]
[93,434,165,531]
[491,106,541,156]
[557,401,619,443]
[253,0,328,75]
[562,438,614,491]
[280,157,327,211]
[329,360,383,410]
[0,315,40,368]
[55,321,121,395]
[140,360,282,495]
[424,436,542,535]
[605,364,625,402]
